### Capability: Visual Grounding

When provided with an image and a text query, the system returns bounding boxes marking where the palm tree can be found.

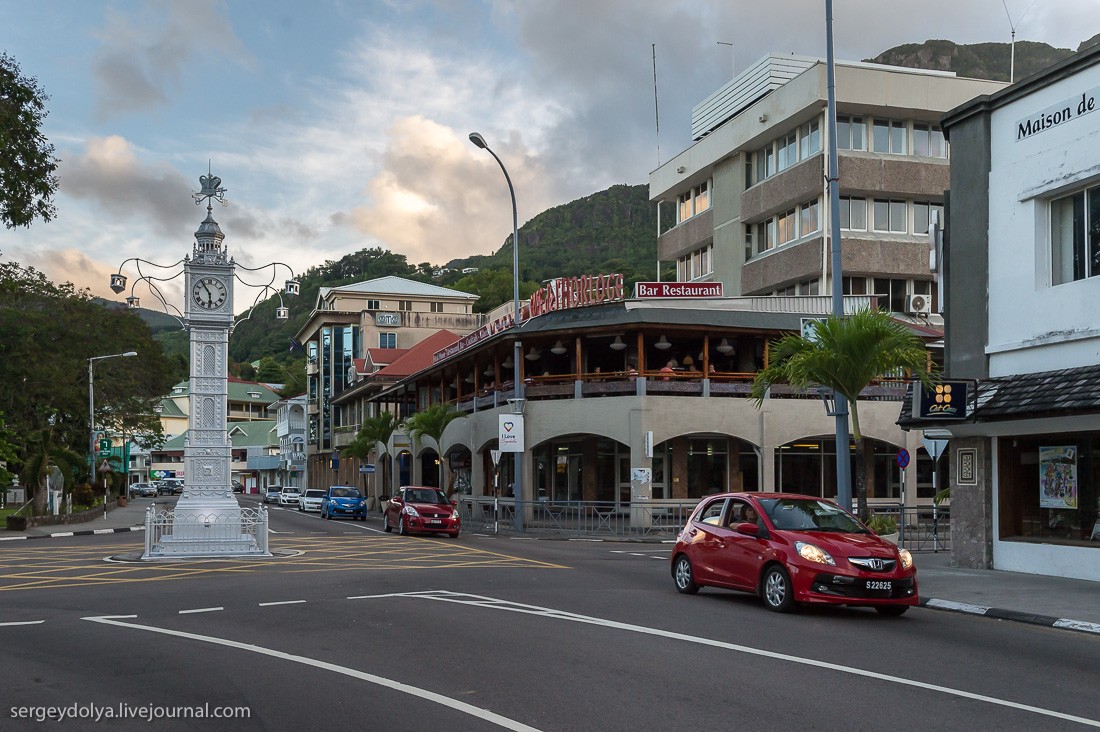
[344,411,399,500]
[751,308,935,520]
[21,426,86,515]
[402,403,463,492]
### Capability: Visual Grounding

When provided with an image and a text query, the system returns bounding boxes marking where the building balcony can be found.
[657,208,714,261]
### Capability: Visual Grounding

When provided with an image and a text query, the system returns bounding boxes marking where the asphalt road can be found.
[0,496,1097,731]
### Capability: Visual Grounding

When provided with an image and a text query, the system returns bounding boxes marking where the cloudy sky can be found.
[1,0,1096,311]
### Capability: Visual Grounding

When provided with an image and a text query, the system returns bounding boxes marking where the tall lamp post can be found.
[825,0,853,512]
[469,131,524,533]
[88,351,138,488]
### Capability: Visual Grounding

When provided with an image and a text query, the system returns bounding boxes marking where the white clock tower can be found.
[144,173,268,557]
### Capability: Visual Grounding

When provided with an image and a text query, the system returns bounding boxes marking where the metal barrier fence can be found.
[875,505,951,553]
[458,497,950,551]
[458,498,695,538]
[144,505,269,556]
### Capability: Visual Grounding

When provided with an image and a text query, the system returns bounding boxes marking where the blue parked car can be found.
[321,485,367,520]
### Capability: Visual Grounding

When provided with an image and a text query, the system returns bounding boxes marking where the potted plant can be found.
[866,513,899,544]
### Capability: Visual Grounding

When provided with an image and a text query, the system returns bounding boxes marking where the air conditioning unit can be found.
[907,294,931,315]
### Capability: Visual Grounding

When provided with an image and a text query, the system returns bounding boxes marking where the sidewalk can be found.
[2,500,1097,634]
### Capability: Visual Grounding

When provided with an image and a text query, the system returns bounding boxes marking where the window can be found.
[1051,185,1100,285]
[913,202,944,235]
[398,300,413,311]
[798,278,819,295]
[800,199,820,236]
[872,119,907,154]
[843,276,867,295]
[379,332,397,349]
[678,190,693,222]
[873,199,908,233]
[837,115,865,151]
[675,180,711,223]
[777,208,797,245]
[840,196,867,230]
[677,243,714,280]
[744,226,754,261]
[777,131,798,172]
[430,302,444,313]
[799,119,821,158]
[912,124,947,158]
[366,299,380,310]
[872,278,908,312]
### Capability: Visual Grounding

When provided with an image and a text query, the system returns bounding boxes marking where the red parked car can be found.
[383,486,461,538]
[671,492,917,615]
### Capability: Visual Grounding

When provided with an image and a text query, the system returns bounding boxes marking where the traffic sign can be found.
[896,448,911,469]
[99,439,110,451]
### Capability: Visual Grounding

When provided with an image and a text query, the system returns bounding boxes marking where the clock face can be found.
[192,276,228,310]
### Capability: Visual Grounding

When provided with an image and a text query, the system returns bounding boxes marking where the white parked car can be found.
[298,488,325,512]
[278,487,302,506]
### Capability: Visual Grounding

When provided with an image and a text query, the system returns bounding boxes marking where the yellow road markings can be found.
[0,535,566,592]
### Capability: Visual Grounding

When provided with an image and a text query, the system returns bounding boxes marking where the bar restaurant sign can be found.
[916,380,969,420]
[634,281,723,298]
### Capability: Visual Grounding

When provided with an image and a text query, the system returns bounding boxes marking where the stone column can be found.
[950,436,993,569]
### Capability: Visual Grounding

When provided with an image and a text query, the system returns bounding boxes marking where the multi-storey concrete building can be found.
[294,276,483,481]
[650,54,1005,313]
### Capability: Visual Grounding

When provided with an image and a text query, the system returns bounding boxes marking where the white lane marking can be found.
[92,529,115,534]
[1053,619,1100,634]
[258,600,307,607]
[178,607,223,615]
[0,536,27,541]
[926,599,990,615]
[351,590,1100,729]
[51,532,74,537]
[0,620,46,627]
[81,615,541,732]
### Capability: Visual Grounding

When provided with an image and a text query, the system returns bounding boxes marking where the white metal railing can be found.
[144,505,269,556]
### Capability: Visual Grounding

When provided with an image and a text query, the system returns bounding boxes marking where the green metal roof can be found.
[158,420,277,451]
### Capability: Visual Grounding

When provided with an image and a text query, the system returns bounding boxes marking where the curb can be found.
[920,597,1100,636]
[0,526,145,542]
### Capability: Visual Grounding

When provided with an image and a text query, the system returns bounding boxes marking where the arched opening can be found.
[531,435,630,505]
[651,434,759,499]
[418,449,440,488]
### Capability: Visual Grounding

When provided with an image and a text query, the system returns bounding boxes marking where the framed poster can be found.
[1039,446,1077,509]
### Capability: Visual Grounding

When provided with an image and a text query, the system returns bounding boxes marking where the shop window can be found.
[998,435,1098,544]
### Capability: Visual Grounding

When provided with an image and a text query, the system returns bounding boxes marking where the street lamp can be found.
[469,131,524,533]
[88,351,137,489]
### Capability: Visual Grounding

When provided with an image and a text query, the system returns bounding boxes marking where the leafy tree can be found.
[750,309,934,520]
[0,259,173,491]
[403,403,463,491]
[0,52,59,229]
[276,358,307,398]
[21,426,85,515]
[343,411,399,498]
[254,356,285,383]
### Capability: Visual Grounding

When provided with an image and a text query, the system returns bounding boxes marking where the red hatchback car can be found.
[671,492,917,615]
[383,486,461,538]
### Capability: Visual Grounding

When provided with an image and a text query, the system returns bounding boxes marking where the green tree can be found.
[22,426,85,515]
[254,356,285,383]
[0,52,59,229]
[0,411,17,503]
[0,259,174,487]
[403,403,463,491]
[343,411,399,498]
[750,309,934,520]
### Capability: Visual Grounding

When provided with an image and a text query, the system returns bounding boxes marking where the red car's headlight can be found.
[795,541,835,566]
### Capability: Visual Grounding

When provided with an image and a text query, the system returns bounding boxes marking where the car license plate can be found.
[428,520,442,525]
[866,580,892,591]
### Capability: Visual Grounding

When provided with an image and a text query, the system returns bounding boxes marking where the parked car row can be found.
[255,484,461,537]
[128,482,158,498]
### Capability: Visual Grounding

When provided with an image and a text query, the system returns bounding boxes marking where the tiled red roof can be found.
[365,348,410,367]
[373,331,461,379]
